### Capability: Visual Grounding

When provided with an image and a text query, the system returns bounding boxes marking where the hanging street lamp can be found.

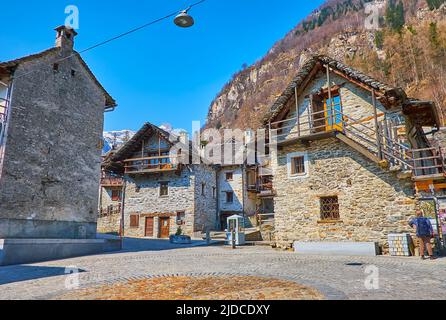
[174,8,195,28]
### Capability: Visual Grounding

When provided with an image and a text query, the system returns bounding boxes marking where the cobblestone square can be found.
[1,240,445,300]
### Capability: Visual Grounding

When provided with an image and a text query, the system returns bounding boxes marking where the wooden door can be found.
[145,217,154,237]
[324,95,343,131]
[159,217,170,238]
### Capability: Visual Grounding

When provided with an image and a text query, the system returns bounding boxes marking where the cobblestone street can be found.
[1,240,446,300]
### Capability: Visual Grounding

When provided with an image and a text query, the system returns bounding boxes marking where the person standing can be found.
[409,210,437,260]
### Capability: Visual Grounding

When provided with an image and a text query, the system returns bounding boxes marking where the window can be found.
[177,211,186,225]
[111,189,122,202]
[160,182,169,197]
[201,183,206,196]
[226,192,234,203]
[212,187,216,199]
[53,63,59,72]
[291,156,305,175]
[225,172,234,181]
[130,215,140,228]
[71,69,76,77]
[320,196,340,221]
[287,152,309,179]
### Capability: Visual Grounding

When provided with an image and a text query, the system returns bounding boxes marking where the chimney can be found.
[54,26,78,50]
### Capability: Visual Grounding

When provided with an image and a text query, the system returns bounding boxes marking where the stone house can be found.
[0,26,116,239]
[263,55,444,250]
[217,165,257,229]
[100,122,218,238]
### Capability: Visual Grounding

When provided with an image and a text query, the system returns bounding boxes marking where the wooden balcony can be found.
[101,177,124,187]
[269,107,446,181]
[99,204,121,218]
[123,155,180,174]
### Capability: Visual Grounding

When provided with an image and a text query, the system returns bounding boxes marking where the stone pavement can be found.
[1,239,446,300]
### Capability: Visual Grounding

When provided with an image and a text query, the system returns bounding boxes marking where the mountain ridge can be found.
[205,0,446,131]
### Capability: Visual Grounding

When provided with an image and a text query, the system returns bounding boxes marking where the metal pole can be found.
[232,229,236,249]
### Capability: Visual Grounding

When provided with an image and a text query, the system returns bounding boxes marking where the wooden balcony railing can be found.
[123,155,180,174]
[99,204,121,218]
[101,177,124,187]
[269,108,446,179]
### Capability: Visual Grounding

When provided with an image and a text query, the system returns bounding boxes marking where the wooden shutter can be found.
[130,215,140,228]
[310,94,325,133]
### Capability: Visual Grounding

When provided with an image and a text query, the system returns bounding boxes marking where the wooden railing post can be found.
[295,87,301,137]
[372,90,383,160]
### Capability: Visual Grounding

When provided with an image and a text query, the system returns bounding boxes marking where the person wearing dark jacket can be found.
[409,210,436,260]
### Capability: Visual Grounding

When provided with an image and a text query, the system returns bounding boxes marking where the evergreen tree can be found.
[386,0,405,32]
[426,0,446,10]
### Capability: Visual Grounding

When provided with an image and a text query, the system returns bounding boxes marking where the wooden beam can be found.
[372,90,383,160]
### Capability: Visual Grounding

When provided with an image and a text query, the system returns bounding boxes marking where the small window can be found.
[160,182,169,197]
[287,152,308,179]
[53,63,59,72]
[201,183,206,196]
[71,69,76,77]
[291,156,305,175]
[320,196,340,221]
[177,211,186,225]
[111,189,122,202]
[226,192,234,203]
[130,215,140,228]
[225,172,234,181]
[212,187,216,199]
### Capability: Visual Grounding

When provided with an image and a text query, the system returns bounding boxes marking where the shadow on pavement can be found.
[96,234,223,254]
[0,265,86,285]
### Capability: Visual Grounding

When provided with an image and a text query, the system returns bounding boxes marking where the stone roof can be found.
[262,55,403,124]
[0,47,117,108]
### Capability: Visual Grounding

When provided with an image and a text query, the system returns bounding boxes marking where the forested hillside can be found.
[205,0,446,130]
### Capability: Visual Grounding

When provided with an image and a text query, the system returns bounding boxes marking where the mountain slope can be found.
[205,0,446,131]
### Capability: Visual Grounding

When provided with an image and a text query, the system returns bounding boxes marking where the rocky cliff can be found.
[205,0,446,131]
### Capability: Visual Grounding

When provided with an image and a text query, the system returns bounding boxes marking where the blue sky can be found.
[0,0,324,132]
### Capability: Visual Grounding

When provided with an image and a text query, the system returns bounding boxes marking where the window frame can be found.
[287,152,309,179]
[159,181,169,197]
[225,172,234,181]
[111,189,122,202]
[320,196,340,221]
[176,211,186,225]
[226,191,234,204]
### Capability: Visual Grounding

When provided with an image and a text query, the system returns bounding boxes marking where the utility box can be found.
[226,215,246,246]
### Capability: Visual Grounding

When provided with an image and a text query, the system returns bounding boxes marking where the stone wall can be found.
[0,50,106,239]
[273,138,416,249]
[97,212,121,235]
[218,166,244,213]
[97,186,122,234]
[193,165,218,233]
